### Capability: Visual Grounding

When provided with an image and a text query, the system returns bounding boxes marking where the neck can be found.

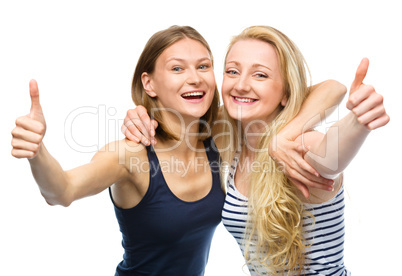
[240,107,283,156]
[155,111,203,158]
[242,120,267,152]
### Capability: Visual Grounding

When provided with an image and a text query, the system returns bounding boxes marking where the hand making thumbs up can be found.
[346,58,390,130]
[11,80,47,159]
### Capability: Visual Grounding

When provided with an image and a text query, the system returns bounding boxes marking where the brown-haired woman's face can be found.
[222,39,286,125]
[142,38,216,120]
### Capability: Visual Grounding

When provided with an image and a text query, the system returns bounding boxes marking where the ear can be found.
[141,72,157,97]
[280,95,288,107]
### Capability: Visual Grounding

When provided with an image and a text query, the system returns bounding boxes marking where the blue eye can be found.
[199,64,210,70]
[255,73,268,78]
[172,67,183,72]
[225,70,238,75]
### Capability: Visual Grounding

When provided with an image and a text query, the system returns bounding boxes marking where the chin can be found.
[184,109,209,120]
[225,109,241,121]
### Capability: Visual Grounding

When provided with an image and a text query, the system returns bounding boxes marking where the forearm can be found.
[28,143,71,206]
[280,80,347,140]
[305,112,371,178]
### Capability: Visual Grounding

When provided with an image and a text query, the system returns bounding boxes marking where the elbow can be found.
[315,170,342,180]
[309,163,342,180]
[42,193,72,207]
[326,79,347,98]
[56,199,73,208]
[305,152,344,180]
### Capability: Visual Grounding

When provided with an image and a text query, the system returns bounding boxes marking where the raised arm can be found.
[11,80,131,207]
[299,59,389,193]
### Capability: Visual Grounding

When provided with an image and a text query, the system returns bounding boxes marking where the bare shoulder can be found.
[96,139,150,209]
[92,139,147,172]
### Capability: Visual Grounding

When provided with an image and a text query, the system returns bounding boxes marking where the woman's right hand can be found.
[269,135,335,199]
[11,80,46,159]
[121,105,158,146]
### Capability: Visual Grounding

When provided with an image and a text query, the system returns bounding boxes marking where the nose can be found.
[234,74,251,93]
[186,68,201,86]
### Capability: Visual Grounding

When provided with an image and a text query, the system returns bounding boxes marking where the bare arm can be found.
[302,113,370,179]
[269,79,347,197]
[297,59,389,199]
[28,142,129,207]
[11,80,131,207]
[279,80,347,140]
[120,79,347,198]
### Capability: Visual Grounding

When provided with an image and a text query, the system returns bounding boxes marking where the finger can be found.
[124,109,144,139]
[129,116,152,140]
[150,119,158,136]
[15,116,46,135]
[11,138,40,152]
[11,126,43,144]
[286,147,332,183]
[137,106,153,134]
[305,179,334,191]
[127,119,151,145]
[346,84,372,110]
[121,125,140,143]
[351,88,382,116]
[350,58,369,94]
[140,135,151,147]
[366,114,390,130]
[150,119,158,144]
[289,179,310,199]
[29,79,42,117]
[127,125,147,144]
[292,163,334,186]
[356,104,386,126]
[288,167,334,191]
[296,144,308,154]
[292,152,320,177]
[11,148,36,159]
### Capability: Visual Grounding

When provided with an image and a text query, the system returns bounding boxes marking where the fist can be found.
[11,80,46,159]
[346,58,390,130]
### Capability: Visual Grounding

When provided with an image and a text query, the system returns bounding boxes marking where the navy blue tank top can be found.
[109,137,224,276]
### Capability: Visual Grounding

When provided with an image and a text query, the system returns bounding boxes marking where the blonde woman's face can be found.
[222,39,287,126]
[143,38,216,120]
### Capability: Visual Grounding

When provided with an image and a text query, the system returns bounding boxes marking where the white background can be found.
[1,1,401,275]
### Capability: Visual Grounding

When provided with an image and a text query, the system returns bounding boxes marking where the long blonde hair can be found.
[220,26,312,275]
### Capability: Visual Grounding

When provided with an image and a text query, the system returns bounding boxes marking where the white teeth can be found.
[182,92,204,97]
[234,97,255,103]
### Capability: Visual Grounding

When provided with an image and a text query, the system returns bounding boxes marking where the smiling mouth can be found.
[181,91,205,100]
[232,96,257,103]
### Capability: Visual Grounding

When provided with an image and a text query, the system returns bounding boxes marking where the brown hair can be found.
[131,25,220,141]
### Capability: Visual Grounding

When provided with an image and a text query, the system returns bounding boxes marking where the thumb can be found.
[350,58,369,94]
[29,79,43,118]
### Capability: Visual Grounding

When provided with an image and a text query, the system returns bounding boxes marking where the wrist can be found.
[28,142,46,164]
[278,123,301,141]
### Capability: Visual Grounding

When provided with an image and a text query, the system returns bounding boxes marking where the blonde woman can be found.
[220,27,388,275]
[122,26,389,275]
[11,26,225,276]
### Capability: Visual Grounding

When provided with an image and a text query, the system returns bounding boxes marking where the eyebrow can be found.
[226,60,273,71]
[166,57,212,63]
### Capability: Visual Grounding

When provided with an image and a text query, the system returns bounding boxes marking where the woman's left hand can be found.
[346,58,390,129]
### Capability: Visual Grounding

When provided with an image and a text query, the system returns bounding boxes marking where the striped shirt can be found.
[221,153,350,275]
